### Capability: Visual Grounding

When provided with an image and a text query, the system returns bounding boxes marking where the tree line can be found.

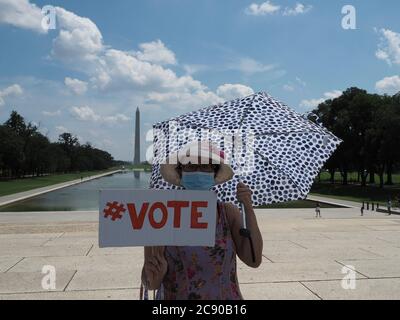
[313,87,400,187]
[0,111,115,178]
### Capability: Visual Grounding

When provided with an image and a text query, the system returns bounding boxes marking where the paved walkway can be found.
[1,207,400,299]
[0,170,122,208]
[307,194,400,214]
[307,194,360,208]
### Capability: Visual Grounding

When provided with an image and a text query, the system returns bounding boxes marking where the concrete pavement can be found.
[307,194,400,214]
[307,194,360,208]
[1,206,400,299]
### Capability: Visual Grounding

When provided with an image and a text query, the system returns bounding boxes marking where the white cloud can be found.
[9,4,205,106]
[55,125,68,132]
[39,126,49,136]
[136,39,177,65]
[146,90,223,109]
[98,49,204,91]
[296,76,307,87]
[52,7,104,63]
[376,49,389,62]
[102,49,159,87]
[0,0,45,34]
[100,138,113,148]
[70,105,130,123]
[183,64,209,75]
[0,84,23,106]
[42,110,61,117]
[216,84,254,101]
[44,5,218,103]
[376,28,400,66]
[283,3,312,16]
[283,84,295,91]
[70,105,99,122]
[300,98,325,109]
[324,90,343,99]
[245,1,312,17]
[228,57,275,74]
[70,106,100,121]
[103,113,130,123]
[1,1,228,114]
[375,75,400,95]
[245,1,280,16]
[0,84,23,96]
[282,78,306,92]
[64,77,88,95]
[300,90,342,108]
[183,50,277,77]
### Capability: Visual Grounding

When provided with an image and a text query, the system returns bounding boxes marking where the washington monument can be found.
[133,107,140,165]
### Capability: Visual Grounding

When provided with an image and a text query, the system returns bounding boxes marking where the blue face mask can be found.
[181,172,215,190]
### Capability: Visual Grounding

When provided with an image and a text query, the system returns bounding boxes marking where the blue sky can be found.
[0,0,400,160]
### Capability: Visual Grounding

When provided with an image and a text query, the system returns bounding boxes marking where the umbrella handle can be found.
[239,227,256,263]
[237,178,255,263]
[239,202,256,263]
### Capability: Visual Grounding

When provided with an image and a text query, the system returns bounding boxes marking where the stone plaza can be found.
[1,206,399,300]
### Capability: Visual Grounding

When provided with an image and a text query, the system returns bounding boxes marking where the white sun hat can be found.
[160,140,234,187]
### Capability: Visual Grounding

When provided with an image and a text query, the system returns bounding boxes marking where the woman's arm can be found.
[141,246,168,290]
[225,183,263,268]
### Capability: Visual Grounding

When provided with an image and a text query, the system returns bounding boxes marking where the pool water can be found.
[0,171,342,212]
[0,171,151,212]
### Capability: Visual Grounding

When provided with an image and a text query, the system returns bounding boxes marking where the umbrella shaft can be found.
[240,202,247,229]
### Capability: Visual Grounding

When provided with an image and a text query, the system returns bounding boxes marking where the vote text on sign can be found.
[99,189,217,247]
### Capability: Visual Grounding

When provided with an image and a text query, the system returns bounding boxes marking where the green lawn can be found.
[126,163,152,171]
[0,168,118,197]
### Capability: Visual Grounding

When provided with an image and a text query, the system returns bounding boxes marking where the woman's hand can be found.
[226,184,263,268]
[236,182,253,207]
[143,246,168,290]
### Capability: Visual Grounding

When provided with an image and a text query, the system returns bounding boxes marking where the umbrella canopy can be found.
[150,92,341,207]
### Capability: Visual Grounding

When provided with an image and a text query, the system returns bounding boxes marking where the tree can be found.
[25,132,51,176]
[1,111,115,178]
[58,133,80,171]
[374,97,400,186]
[0,125,24,177]
[313,87,400,188]
[4,111,27,135]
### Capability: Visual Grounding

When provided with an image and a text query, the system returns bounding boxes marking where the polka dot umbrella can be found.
[150,91,342,207]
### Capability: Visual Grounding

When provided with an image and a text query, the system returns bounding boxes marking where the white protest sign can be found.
[99,189,217,247]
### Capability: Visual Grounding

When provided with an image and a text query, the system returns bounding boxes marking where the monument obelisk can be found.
[133,107,140,165]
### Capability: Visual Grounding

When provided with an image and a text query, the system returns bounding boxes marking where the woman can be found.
[141,142,263,300]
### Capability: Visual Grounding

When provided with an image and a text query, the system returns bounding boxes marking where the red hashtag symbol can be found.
[103,201,126,221]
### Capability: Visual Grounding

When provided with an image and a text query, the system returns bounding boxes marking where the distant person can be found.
[361,205,364,216]
[387,199,392,215]
[315,202,321,218]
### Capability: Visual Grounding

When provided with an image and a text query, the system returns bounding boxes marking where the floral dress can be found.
[161,201,243,300]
